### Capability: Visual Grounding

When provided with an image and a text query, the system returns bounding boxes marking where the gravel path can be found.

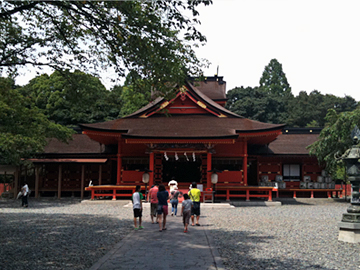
[203,199,360,270]
[1,198,359,270]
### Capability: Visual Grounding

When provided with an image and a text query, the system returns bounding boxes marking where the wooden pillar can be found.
[81,165,85,200]
[57,164,62,199]
[13,167,19,199]
[243,141,248,186]
[117,141,122,185]
[149,152,154,187]
[35,166,40,198]
[207,152,212,189]
[99,164,102,186]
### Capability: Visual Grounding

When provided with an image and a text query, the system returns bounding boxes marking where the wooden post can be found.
[149,152,154,188]
[81,165,85,200]
[57,164,62,199]
[207,152,212,189]
[117,141,122,185]
[35,166,39,198]
[98,164,102,186]
[243,141,248,186]
[13,167,19,199]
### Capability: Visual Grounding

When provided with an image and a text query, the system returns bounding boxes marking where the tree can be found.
[287,90,358,127]
[307,108,360,177]
[0,77,73,165]
[226,86,288,124]
[19,70,111,126]
[259,59,292,97]
[0,0,212,96]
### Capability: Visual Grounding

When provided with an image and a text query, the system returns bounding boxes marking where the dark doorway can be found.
[162,158,202,183]
[247,159,258,186]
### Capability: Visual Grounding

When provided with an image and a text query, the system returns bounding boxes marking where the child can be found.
[131,185,144,230]
[181,193,192,233]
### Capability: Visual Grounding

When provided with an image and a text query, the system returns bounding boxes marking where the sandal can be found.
[162,228,167,230]
[196,224,200,226]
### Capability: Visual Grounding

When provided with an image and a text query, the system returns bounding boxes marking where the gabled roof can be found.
[122,81,239,119]
[79,79,285,144]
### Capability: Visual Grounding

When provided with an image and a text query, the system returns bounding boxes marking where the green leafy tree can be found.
[0,0,211,96]
[19,70,110,126]
[226,86,288,124]
[307,108,360,177]
[0,77,73,165]
[287,90,358,127]
[259,59,292,97]
[119,77,151,117]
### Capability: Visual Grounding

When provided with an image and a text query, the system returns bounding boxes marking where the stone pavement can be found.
[89,203,227,270]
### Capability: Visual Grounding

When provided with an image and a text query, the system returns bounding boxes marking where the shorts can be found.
[133,208,142,218]
[157,205,168,216]
[183,210,191,225]
[151,203,158,216]
[191,202,200,216]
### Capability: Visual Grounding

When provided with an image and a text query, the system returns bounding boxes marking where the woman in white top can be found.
[21,182,29,207]
[168,179,178,192]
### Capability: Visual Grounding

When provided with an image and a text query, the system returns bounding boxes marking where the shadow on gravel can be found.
[277,198,349,206]
[0,212,133,270]
[0,198,130,209]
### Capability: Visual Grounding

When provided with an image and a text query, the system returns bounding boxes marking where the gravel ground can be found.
[203,199,360,270]
[0,198,133,270]
[1,198,359,270]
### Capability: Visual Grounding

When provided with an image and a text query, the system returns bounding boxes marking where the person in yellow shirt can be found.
[188,182,201,226]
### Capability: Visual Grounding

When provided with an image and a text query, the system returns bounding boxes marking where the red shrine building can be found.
[13,76,342,201]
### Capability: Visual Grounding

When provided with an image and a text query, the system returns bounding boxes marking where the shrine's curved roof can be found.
[79,79,285,142]
[79,114,284,139]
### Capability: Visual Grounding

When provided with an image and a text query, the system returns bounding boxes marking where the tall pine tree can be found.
[259,59,292,97]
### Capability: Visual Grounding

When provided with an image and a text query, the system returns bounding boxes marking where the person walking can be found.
[157,184,169,232]
[188,182,201,226]
[170,187,180,216]
[21,182,29,208]
[148,184,159,224]
[131,185,144,230]
[168,178,178,193]
[181,193,192,233]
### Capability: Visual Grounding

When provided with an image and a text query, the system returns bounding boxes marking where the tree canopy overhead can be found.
[0,0,212,94]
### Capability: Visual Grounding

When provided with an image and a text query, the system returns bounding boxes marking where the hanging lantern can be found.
[184,152,189,161]
[192,152,196,161]
[175,152,179,160]
[211,172,218,184]
[142,172,150,184]
[164,152,169,161]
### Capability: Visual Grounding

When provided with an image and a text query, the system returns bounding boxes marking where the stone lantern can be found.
[338,127,360,243]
